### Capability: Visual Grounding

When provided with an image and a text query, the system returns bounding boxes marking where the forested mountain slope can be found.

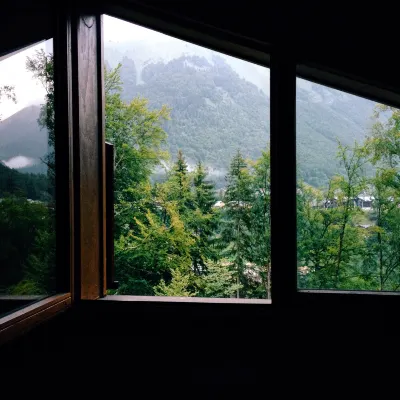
[105,42,376,187]
[0,43,376,188]
[0,105,47,173]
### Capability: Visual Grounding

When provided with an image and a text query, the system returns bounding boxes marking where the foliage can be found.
[0,197,53,294]
[0,49,56,297]
[0,85,16,120]
[218,150,254,297]
[26,49,55,183]
[199,260,241,298]
[154,269,197,297]
[7,51,400,299]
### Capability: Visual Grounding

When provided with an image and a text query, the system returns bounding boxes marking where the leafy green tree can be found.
[331,142,367,286]
[115,203,194,295]
[105,63,170,240]
[26,49,55,183]
[104,64,174,293]
[362,169,400,290]
[361,105,400,290]
[0,85,16,120]
[297,142,368,290]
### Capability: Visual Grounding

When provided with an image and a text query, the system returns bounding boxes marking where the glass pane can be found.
[297,77,400,291]
[0,39,55,316]
[104,15,271,300]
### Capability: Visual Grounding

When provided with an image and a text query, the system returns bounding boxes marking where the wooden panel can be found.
[0,293,71,345]
[270,49,297,306]
[98,15,107,297]
[72,14,104,300]
[105,143,116,291]
[54,10,74,296]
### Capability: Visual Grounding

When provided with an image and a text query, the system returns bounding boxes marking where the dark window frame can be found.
[4,3,400,345]
[99,6,400,306]
[0,10,75,342]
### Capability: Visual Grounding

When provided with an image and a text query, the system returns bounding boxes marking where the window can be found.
[0,40,57,316]
[297,77,400,292]
[103,16,271,300]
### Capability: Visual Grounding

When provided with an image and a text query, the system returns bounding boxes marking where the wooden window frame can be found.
[0,10,75,342]
[99,5,400,307]
[4,3,400,346]
[0,8,106,343]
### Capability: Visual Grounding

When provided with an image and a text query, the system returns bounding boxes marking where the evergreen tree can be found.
[249,150,271,298]
[200,260,241,298]
[219,150,253,298]
[154,269,197,297]
[190,161,218,274]
[167,150,193,211]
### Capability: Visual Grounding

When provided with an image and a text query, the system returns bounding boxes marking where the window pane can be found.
[297,77,400,291]
[0,39,56,316]
[104,15,271,300]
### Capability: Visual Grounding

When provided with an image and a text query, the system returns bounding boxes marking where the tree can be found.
[362,169,400,290]
[103,64,173,293]
[189,161,218,274]
[248,150,271,298]
[166,150,192,210]
[219,150,253,298]
[0,198,50,293]
[0,85,16,120]
[297,182,341,288]
[26,49,55,185]
[331,142,367,287]
[154,269,197,297]
[297,143,368,290]
[115,203,194,295]
[361,105,400,290]
[200,260,241,298]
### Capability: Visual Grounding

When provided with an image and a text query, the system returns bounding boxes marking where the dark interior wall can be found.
[119,0,400,94]
[3,1,400,94]
[2,301,399,382]
[0,1,54,57]
[2,1,400,376]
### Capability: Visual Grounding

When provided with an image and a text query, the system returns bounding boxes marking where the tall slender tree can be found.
[249,150,271,298]
[220,150,253,298]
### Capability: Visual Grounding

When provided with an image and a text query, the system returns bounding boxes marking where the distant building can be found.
[213,200,225,208]
[357,224,372,229]
[298,266,311,275]
[355,194,374,210]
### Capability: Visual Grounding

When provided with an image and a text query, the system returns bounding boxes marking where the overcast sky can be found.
[0,16,165,121]
[0,15,265,121]
[0,40,52,120]
[103,14,171,43]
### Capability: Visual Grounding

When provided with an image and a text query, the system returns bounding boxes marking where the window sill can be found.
[100,295,271,304]
[0,293,71,346]
[298,289,400,295]
[296,289,400,307]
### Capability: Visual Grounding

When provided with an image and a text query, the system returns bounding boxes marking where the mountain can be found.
[118,53,270,182]
[105,41,376,187]
[0,105,48,173]
[0,42,377,189]
[296,78,375,186]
